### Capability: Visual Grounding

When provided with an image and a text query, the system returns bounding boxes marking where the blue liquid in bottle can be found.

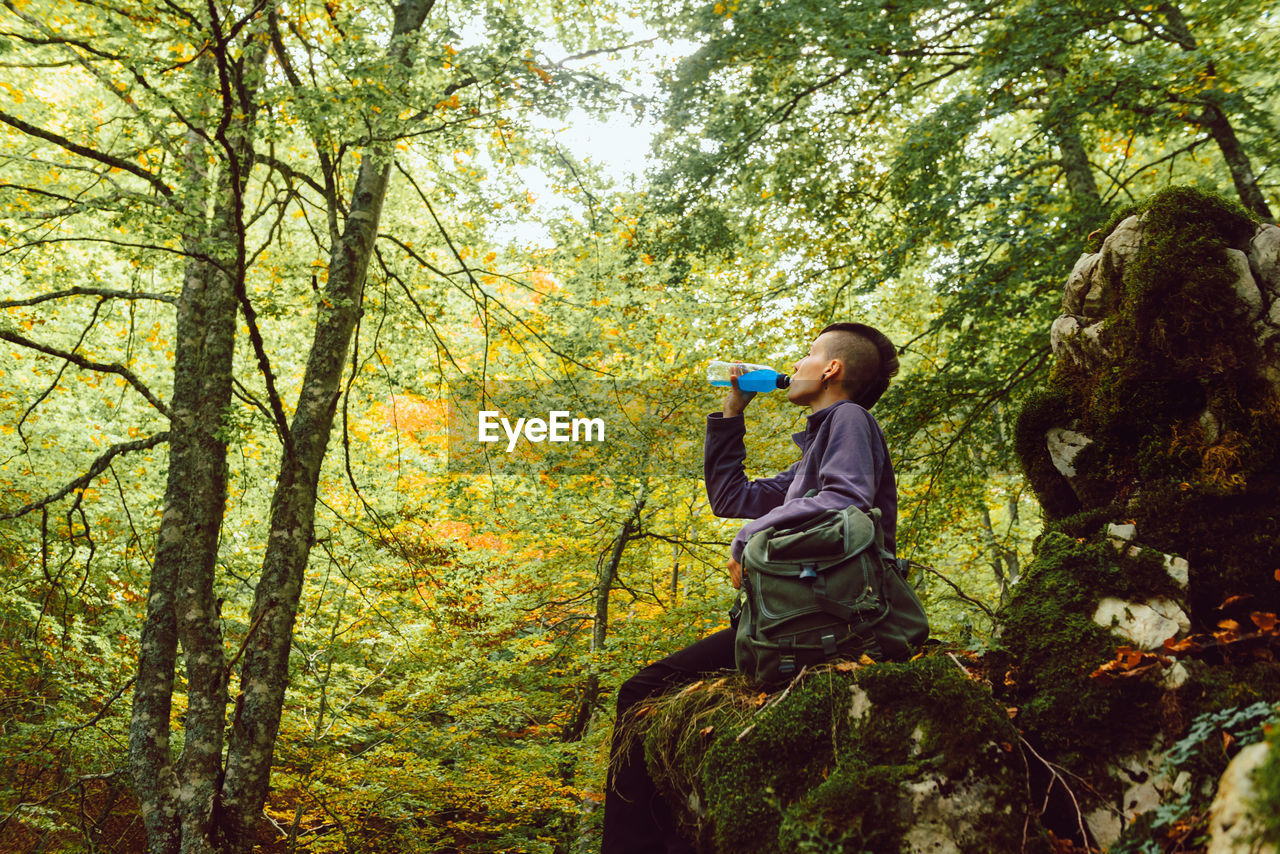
[707,360,792,392]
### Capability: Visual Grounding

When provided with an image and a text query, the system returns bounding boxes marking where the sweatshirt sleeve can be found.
[727,404,884,562]
[703,412,796,520]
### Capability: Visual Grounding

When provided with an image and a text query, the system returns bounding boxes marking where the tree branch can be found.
[0,328,173,418]
[914,562,997,620]
[0,108,173,199]
[0,432,170,520]
[0,286,176,309]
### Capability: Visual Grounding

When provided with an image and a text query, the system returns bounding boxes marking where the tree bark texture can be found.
[1043,66,1103,214]
[216,2,434,850]
[129,33,268,854]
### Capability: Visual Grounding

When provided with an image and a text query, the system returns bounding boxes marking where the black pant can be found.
[601,628,736,854]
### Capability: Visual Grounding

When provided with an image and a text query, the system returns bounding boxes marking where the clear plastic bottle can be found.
[707,359,792,392]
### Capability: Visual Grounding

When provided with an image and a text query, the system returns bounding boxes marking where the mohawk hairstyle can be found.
[818,322,900,409]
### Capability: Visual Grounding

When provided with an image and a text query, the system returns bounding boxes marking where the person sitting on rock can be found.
[601,322,904,854]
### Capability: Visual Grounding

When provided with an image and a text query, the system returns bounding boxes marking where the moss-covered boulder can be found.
[1018,187,1280,619]
[1001,186,1280,849]
[638,657,1048,854]
[631,188,1280,852]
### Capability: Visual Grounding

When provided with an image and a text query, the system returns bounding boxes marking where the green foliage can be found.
[1111,701,1280,854]
[1254,722,1280,846]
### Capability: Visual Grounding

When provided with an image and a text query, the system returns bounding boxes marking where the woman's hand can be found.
[721,364,756,417]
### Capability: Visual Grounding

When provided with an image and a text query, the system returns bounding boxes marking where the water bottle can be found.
[707,360,791,392]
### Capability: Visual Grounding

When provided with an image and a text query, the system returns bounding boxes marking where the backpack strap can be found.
[809,553,908,663]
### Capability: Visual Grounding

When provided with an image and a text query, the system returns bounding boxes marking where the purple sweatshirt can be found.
[704,399,897,561]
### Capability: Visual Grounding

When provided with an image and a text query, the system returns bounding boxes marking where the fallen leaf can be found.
[858,654,876,666]
[1090,646,1171,681]
[677,680,705,698]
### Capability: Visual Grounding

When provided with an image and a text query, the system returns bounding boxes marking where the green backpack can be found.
[733,504,930,686]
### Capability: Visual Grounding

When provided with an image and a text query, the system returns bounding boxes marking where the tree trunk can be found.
[215,3,434,850]
[1158,2,1274,219]
[1043,66,1103,214]
[978,505,1006,605]
[563,494,648,742]
[592,494,647,652]
[1202,107,1273,220]
[129,32,267,853]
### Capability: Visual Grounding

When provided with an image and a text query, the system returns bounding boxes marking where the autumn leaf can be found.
[1251,612,1278,634]
[1090,646,1171,682]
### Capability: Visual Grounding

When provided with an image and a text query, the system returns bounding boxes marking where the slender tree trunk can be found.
[1159,2,1273,219]
[129,31,267,852]
[1202,108,1273,219]
[1043,66,1103,214]
[216,3,433,850]
[978,506,1008,606]
[563,494,648,743]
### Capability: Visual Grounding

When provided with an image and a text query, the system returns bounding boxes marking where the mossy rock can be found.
[1014,186,1280,621]
[640,657,1050,853]
[993,531,1183,768]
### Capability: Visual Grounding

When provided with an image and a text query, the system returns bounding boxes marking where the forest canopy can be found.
[0,0,1276,851]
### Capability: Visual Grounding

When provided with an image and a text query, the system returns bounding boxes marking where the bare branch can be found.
[914,562,997,620]
[0,432,170,521]
[254,152,329,198]
[553,38,659,66]
[55,676,137,733]
[0,108,173,199]
[0,328,173,418]
[0,286,177,309]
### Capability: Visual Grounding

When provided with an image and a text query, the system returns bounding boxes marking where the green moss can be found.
[1051,505,1118,539]
[1021,185,1280,621]
[1254,724,1280,846]
[697,672,853,853]
[776,760,914,853]
[995,531,1182,770]
[643,658,1044,854]
[1013,386,1083,520]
